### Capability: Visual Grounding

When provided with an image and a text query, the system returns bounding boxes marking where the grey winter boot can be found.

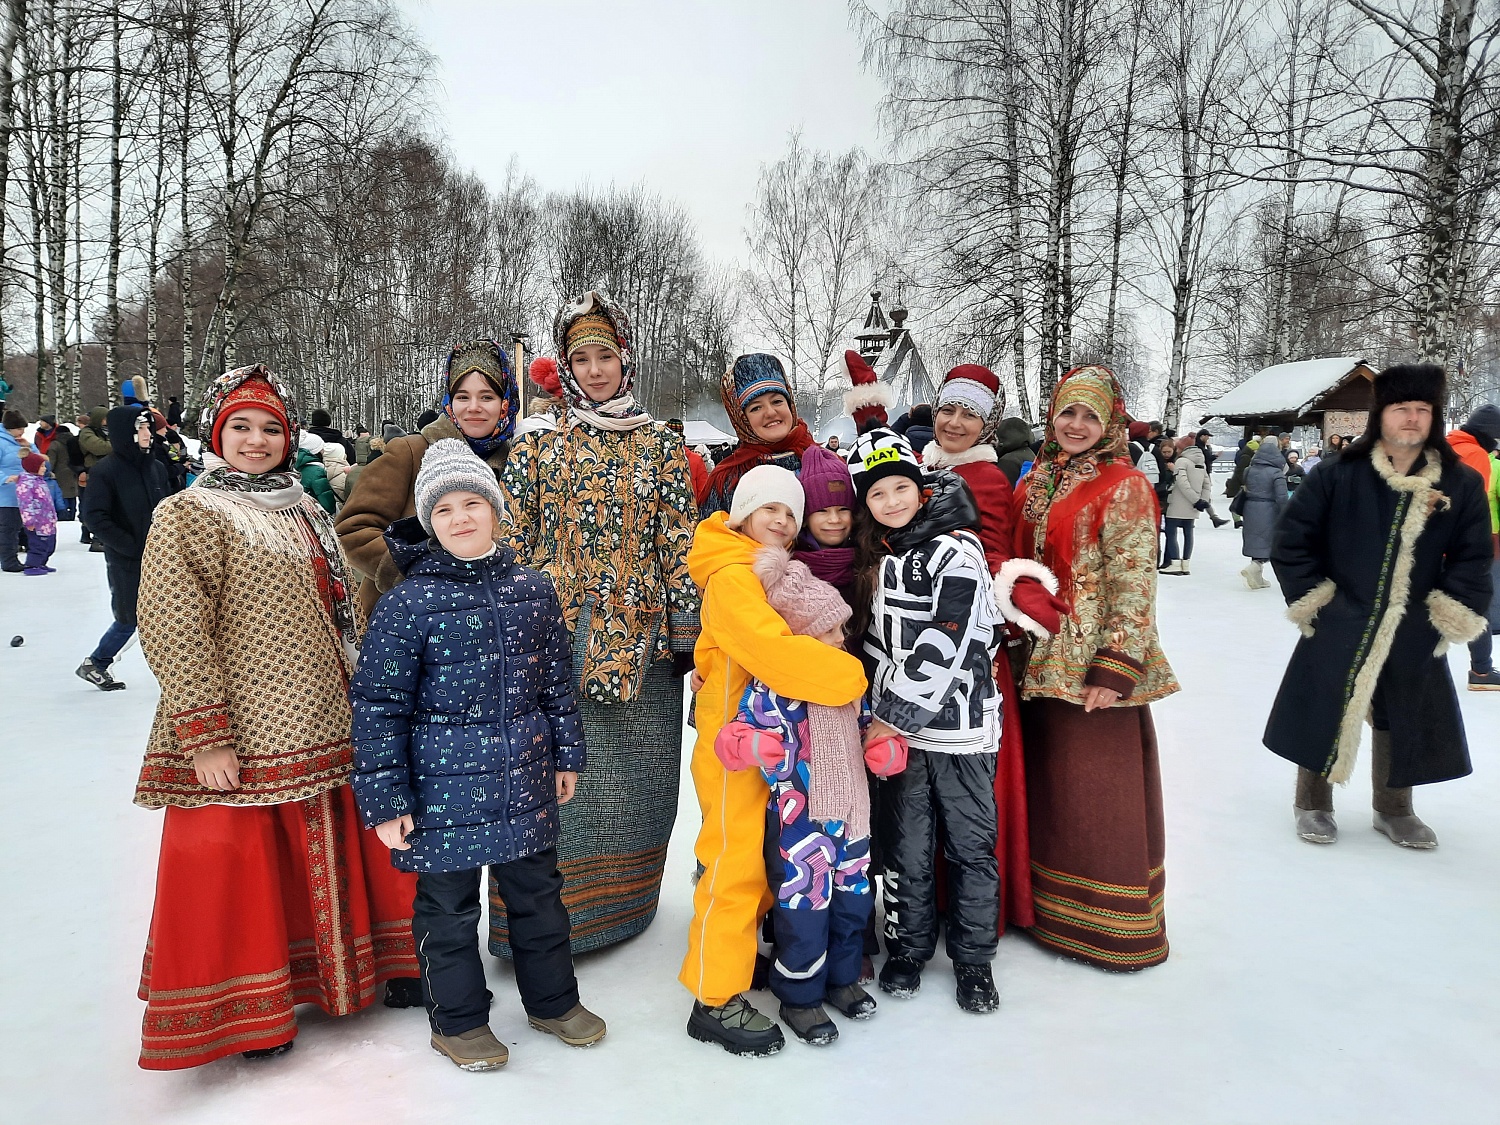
[528,1003,607,1047]
[1294,768,1337,844]
[431,1025,509,1071]
[1371,730,1437,849]
[1241,561,1270,590]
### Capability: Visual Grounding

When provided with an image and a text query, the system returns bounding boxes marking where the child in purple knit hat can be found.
[794,443,858,606]
[713,544,907,1048]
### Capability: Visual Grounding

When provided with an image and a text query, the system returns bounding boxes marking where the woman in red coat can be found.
[923,364,1064,934]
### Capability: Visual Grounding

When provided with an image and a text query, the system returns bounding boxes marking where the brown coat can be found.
[335,414,509,615]
[133,488,366,809]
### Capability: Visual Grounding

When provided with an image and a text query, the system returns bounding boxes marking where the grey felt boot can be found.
[1294,768,1337,844]
[1371,730,1437,849]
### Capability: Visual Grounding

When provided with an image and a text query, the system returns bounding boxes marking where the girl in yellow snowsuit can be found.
[681,466,867,1055]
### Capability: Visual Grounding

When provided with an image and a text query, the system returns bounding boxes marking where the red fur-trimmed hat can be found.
[840,349,891,432]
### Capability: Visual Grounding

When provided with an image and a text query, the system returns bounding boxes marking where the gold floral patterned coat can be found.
[499,414,700,704]
[1021,474,1178,706]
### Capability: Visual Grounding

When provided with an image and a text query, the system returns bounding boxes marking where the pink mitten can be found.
[714,721,787,772]
[864,734,909,778]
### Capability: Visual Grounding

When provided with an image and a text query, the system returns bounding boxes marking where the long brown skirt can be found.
[1020,698,1168,971]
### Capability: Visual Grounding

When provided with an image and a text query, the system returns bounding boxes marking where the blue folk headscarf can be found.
[441,339,518,459]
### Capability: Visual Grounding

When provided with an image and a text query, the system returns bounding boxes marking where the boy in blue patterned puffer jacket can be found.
[352,439,604,1072]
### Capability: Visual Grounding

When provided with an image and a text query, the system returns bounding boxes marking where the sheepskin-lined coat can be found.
[1265,445,1493,787]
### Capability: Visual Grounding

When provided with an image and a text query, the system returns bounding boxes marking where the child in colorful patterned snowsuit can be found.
[17,453,57,574]
[716,546,907,1047]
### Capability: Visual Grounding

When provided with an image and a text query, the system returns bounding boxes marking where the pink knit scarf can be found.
[805,700,869,839]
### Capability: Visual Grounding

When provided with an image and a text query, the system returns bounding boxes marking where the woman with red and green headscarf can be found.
[1012,365,1179,972]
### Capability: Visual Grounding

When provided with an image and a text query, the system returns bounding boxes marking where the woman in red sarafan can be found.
[132,365,417,1070]
[923,363,1065,935]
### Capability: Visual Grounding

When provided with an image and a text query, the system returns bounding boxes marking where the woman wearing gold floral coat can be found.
[494,290,700,954]
[1011,365,1178,971]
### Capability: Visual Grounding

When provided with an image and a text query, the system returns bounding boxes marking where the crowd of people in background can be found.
[2,313,1495,1076]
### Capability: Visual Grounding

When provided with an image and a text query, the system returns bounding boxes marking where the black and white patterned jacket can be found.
[861,472,1003,755]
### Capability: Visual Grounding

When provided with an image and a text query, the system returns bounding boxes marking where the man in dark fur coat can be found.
[1265,364,1493,849]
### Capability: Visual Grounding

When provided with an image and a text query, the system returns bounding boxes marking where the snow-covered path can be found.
[2,524,1496,1125]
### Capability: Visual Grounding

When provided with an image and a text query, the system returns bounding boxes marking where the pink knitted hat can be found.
[753,546,851,637]
[797,443,855,514]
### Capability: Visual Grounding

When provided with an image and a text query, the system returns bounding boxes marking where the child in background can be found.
[793,443,858,605]
[17,452,57,574]
[682,464,868,1057]
[351,439,605,1072]
[715,546,907,1046]
[847,428,1005,1014]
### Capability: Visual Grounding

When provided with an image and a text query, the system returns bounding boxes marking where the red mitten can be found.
[1010,577,1069,638]
[714,721,786,772]
[864,733,909,778]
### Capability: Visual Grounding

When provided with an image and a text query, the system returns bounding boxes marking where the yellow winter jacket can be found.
[689,512,868,740]
[680,513,867,1005]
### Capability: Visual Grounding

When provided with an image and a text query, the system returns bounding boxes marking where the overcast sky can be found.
[395,1,888,267]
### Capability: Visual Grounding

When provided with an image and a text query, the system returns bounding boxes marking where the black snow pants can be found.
[877,748,1000,965]
[414,848,578,1037]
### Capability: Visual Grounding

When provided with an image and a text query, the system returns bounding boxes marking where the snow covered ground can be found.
[2,524,1496,1125]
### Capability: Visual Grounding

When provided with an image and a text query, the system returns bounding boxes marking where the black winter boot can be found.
[778,1003,838,1046]
[242,1041,294,1060]
[384,977,423,1008]
[687,995,784,1057]
[954,963,1000,1014]
[878,955,923,998]
[825,982,877,1020]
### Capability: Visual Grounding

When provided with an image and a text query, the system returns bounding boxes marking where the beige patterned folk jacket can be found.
[1022,474,1179,707]
[133,489,365,809]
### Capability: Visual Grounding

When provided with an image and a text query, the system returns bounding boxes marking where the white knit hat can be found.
[728,464,805,530]
[415,439,506,534]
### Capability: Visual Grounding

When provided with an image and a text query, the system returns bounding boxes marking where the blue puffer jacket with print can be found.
[351,516,586,873]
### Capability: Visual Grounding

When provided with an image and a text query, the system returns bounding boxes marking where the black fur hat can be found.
[1373,362,1446,411]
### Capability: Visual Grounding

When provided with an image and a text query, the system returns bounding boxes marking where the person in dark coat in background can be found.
[893,403,936,456]
[77,405,113,546]
[77,405,169,690]
[352,439,603,1070]
[45,417,78,520]
[993,417,1037,486]
[1194,429,1230,527]
[148,409,190,493]
[1266,364,1492,851]
[1284,450,1306,493]
[165,396,184,428]
[307,408,356,462]
[1237,438,1286,587]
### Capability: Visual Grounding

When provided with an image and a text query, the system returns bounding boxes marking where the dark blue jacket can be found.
[351,517,586,873]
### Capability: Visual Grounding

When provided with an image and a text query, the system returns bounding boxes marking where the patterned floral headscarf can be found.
[551,290,654,432]
[194,364,361,656]
[198,364,302,482]
[1020,364,1131,528]
[441,339,519,458]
